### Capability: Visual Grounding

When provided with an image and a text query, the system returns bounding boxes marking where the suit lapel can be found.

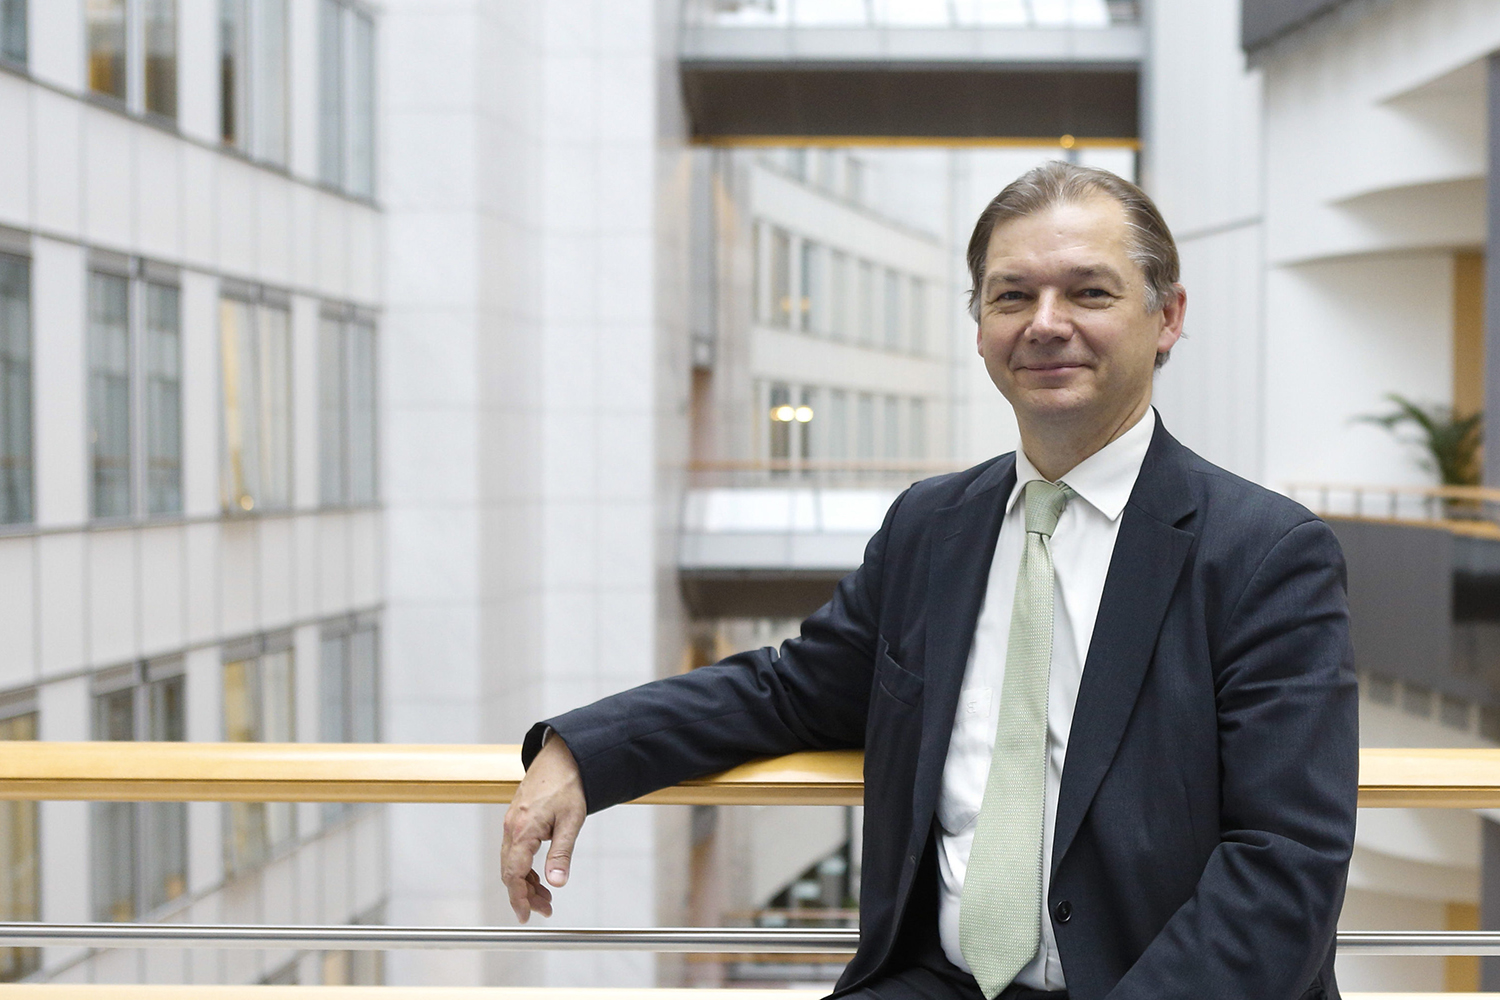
[1050,422,1197,874]
[910,455,1017,849]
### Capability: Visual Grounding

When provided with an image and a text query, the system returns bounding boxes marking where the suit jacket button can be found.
[1053,900,1072,924]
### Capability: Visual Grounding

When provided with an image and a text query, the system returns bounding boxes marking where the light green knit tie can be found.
[959,478,1073,999]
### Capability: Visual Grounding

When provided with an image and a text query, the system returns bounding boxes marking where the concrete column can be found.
[1482,54,1500,486]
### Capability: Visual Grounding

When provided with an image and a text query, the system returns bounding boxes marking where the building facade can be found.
[0,0,384,985]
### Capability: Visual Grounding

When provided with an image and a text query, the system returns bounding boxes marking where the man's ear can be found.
[1156,283,1187,356]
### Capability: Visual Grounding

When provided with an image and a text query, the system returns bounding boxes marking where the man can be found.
[501,162,1358,1000]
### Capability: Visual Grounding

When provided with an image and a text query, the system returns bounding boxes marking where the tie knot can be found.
[1023,479,1072,538]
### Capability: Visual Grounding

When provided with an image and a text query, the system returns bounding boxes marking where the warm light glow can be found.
[794,406,814,423]
[1059,134,1077,149]
[772,405,797,422]
[239,495,255,511]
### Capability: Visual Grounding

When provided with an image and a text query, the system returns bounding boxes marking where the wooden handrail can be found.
[0,743,1487,808]
[0,987,1476,998]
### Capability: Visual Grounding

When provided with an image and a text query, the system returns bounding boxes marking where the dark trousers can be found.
[835,830,1067,1000]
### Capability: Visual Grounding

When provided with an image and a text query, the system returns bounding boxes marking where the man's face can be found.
[975,194,1184,434]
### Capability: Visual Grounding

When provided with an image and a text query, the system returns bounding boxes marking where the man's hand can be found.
[501,734,587,923]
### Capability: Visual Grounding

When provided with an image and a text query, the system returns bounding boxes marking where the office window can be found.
[221,0,288,164]
[145,283,181,514]
[221,292,292,513]
[319,0,375,197]
[320,616,380,823]
[0,704,38,982]
[0,254,30,525]
[0,0,26,66]
[768,383,791,462]
[770,229,791,328]
[883,396,900,460]
[798,387,815,460]
[909,277,926,356]
[827,390,848,460]
[89,272,132,518]
[320,311,377,506]
[224,638,295,874]
[88,0,177,119]
[87,0,128,100]
[883,269,902,351]
[856,260,874,346]
[910,398,927,460]
[89,264,182,520]
[801,242,825,334]
[91,663,186,922]
[855,393,875,460]
[143,0,176,118]
[829,251,848,342]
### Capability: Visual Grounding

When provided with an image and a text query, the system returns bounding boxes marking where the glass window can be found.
[220,0,244,145]
[319,317,345,505]
[221,0,288,164]
[221,296,292,513]
[224,645,296,874]
[910,398,926,460]
[829,250,847,342]
[883,396,900,460]
[321,314,378,507]
[0,710,39,982]
[798,387,815,461]
[346,8,374,198]
[319,1,375,195]
[856,260,874,346]
[87,0,128,101]
[827,390,848,461]
[909,277,926,356]
[0,254,31,526]
[883,269,902,351]
[770,229,791,328]
[318,0,343,187]
[88,272,132,519]
[145,282,181,515]
[0,0,26,66]
[768,383,791,462]
[855,393,874,460]
[321,620,379,823]
[257,0,288,163]
[143,0,176,119]
[801,242,825,334]
[347,320,377,504]
[91,667,186,922]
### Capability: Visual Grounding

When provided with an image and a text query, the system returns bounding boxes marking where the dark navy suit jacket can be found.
[525,418,1359,1000]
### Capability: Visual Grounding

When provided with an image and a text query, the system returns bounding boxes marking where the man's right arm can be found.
[498,484,911,921]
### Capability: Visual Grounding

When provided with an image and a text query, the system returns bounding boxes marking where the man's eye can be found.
[993,290,1026,302]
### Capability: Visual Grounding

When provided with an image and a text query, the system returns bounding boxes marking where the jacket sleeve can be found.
[1107,517,1359,1000]
[520,487,911,814]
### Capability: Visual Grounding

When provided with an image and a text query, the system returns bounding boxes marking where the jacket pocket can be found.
[875,638,923,707]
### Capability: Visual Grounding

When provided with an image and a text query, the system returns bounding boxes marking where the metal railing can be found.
[0,743,1498,960]
[1289,481,1500,531]
[687,459,961,489]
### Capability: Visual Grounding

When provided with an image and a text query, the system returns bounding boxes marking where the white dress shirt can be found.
[936,409,1155,990]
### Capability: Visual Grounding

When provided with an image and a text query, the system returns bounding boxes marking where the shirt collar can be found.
[1006,407,1156,523]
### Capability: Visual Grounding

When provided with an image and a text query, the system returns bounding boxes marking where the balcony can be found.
[0,740,1495,997]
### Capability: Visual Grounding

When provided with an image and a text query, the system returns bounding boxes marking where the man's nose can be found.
[1028,289,1072,339]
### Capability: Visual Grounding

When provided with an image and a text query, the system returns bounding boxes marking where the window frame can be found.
[0,241,33,527]
[222,632,298,875]
[89,659,187,923]
[319,304,379,509]
[0,0,26,68]
[0,692,39,983]
[219,283,294,516]
[87,254,183,523]
[86,0,178,123]
[220,0,289,165]
[319,0,376,198]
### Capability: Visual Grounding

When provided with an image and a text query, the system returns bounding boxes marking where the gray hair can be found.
[965,161,1181,366]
